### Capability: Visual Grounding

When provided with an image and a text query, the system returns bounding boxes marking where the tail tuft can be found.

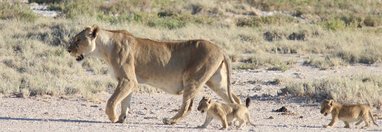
[245,97,251,108]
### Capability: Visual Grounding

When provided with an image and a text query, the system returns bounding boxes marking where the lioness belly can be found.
[136,72,184,95]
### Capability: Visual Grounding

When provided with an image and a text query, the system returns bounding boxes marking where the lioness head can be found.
[320,99,334,116]
[197,96,212,113]
[67,25,99,61]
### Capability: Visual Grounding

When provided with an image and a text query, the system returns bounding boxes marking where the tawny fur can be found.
[197,97,255,130]
[67,25,242,124]
[320,99,379,128]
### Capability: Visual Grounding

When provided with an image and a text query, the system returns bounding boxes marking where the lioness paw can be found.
[163,118,177,125]
[323,125,331,128]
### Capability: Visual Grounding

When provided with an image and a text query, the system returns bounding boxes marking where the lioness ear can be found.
[90,26,99,38]
[328,100,334,106]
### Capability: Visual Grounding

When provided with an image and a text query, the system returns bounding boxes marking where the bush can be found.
[303,56,343,70]
[236,52,294,71]
[29,0,61,4]
[237,15,296,27]
[147,18,186,29]
[364,16,382,27]
[49,0,108,18]
[0,2,38,22]
[322,18,346,31]
[284,75,382,104]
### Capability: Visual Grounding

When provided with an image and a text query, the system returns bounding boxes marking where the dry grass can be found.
[0,18,115,99]
[0,0,382,100]
[0,1,37,22]
[284,74,382,105]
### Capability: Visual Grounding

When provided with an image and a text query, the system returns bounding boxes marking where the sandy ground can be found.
[1,64,382,132]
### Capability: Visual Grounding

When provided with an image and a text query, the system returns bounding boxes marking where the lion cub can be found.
[320,99,379,128]
[197,96,255,130]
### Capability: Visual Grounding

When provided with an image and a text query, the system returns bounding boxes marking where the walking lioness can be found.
[67,25,242,124]
[320,99,379,128]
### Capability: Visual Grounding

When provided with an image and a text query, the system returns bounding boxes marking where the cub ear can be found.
[207,98,211,104]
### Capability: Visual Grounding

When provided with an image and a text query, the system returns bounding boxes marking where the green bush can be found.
[322,18,346,31]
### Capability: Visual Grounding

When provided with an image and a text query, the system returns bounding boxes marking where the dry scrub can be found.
[284,74,382,105]
[0,0,382,100]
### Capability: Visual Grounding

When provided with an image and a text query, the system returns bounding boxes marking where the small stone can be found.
[90,105,98,107]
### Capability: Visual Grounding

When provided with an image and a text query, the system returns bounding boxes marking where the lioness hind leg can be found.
[355,120,363,126]
[206,63,241,104]
[163,81,202,125]
[106,78,137,123]
[360,112,372,128]
[163,55,222,125]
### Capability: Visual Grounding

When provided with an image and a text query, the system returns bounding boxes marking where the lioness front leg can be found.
[116,93,133,123]
[106,78,137,123]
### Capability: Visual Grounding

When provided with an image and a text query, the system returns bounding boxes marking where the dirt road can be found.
[1,67,381,132]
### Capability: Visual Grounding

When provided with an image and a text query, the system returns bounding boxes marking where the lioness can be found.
[67,25,242,124]
[197,97,255,130]
[320,99,379,128]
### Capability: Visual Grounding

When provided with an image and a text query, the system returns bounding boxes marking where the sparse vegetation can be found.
[284,74,382,104]
[236,52,294,71]
[0,2,37,22]
[1,0,382,101]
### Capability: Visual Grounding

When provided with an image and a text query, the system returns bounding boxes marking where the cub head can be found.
[67,25,99,61]
[197,96,212,113]
[320,99,334,116]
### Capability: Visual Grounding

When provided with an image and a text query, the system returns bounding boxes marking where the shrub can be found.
[364,16,382,27]
[303,56,343,70]
[284,74,382,104]
[236,52,294,71]
[147,17,187,29]
[49,0,102,18]
[0,2,38,22]
[237,15,296,27]
[322,18,346,31]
